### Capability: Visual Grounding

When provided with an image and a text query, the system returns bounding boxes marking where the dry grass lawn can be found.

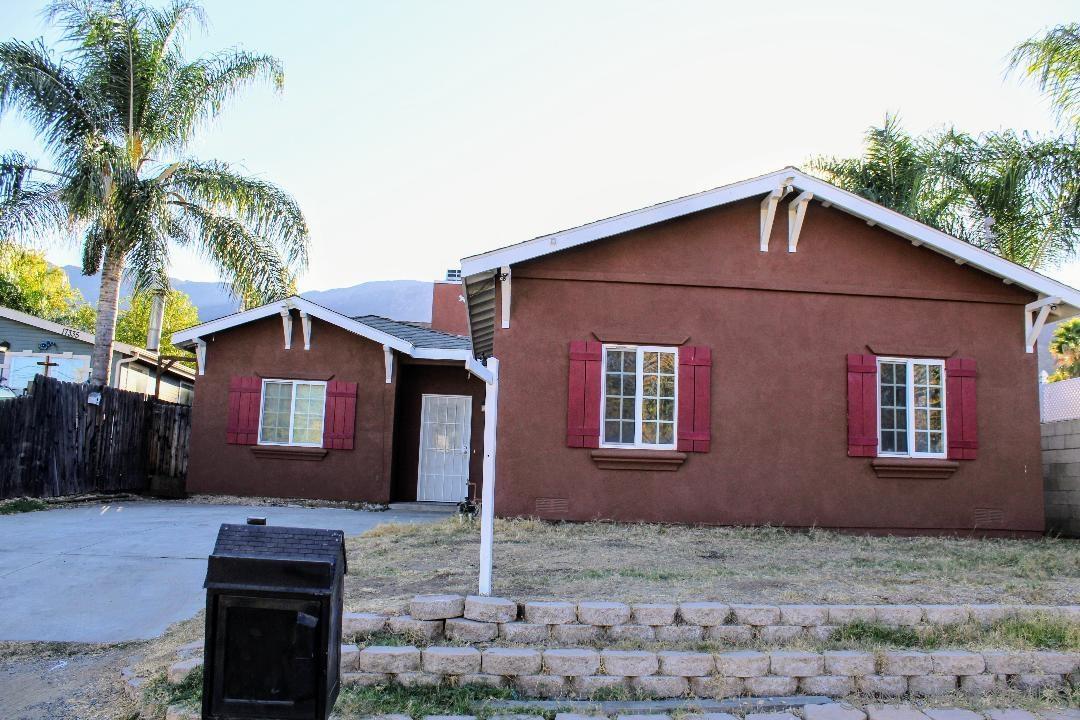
[345,517,1080,613]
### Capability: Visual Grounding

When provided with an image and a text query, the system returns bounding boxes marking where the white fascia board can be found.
[170,295,417,356]
[458,167,1080,318]
[460,171,784,276]
[787,174,1080,315]
[0,305,96,344]
[411,347,475,361]
[170,301,293,346]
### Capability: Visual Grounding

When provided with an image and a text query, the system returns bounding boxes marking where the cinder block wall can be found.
[1041,419,1080,537]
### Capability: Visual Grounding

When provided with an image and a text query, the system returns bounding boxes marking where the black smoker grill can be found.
[202,521,347,720]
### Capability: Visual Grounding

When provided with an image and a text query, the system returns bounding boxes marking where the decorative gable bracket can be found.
[1025,296,1061,353]
[759,178,794,252]
[280,307,293,350]
[787,191,814,252]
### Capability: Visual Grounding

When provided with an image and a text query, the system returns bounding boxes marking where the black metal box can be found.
[202,522,347,720]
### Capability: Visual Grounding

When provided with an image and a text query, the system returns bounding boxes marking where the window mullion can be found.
[288,380,298,445]
[906,362,915,456]
[634,349,644,447]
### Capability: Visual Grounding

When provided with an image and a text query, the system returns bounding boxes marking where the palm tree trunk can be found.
[89,248,125,386]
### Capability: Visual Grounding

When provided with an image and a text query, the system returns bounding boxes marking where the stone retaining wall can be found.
[341,595,1080,646]
[341,645,1079,699]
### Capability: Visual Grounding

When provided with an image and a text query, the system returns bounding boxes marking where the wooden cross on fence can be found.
[36,355,60,378]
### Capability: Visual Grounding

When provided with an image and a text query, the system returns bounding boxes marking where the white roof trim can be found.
[0,304,195,380]
[460,167,1080,316]
[170,295,471,361]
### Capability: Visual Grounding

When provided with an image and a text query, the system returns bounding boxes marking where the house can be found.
[170,294,488,503]
[458,167,1080,535]
[0,305,195,404]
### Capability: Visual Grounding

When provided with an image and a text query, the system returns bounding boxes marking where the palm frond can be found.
[168,160,308,268]
[1009,23,1080,130]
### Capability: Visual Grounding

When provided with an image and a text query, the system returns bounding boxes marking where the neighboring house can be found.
[0,305,195,404]
[170,296,486,503]
[459,167,1080,535]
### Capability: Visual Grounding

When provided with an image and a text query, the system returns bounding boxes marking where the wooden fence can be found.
[0,375,191,499]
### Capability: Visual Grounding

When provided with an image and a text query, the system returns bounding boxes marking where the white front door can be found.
[417,394,472,502]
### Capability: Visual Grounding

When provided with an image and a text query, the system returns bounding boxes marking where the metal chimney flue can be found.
[146,294,167,352]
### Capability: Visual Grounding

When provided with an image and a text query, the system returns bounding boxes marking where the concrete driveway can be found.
[0,500,444,643]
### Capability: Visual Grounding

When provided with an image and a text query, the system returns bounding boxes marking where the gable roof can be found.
[460,167,1080,358]
[0,304,195,381]
[352,315,473,351]
[170,295,473,361]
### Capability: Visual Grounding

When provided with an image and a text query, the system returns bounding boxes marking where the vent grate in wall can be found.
[973,507,1005,527]
[534,497,569,517]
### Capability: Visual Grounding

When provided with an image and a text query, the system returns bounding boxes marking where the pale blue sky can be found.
[1,0,1078,291]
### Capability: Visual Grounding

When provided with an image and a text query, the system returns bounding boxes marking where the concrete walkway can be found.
[0,500,445,643]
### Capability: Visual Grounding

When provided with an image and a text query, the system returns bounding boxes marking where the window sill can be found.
[871,457,958,480]
[251,446,328,461]
[590,449,687,471]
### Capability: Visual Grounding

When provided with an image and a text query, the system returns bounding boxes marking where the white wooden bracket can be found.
[760,179,794,251]
[299,311,311,350]
[500,266,511,329]
[280,308,293,350]
[195,339,206,376]
[787,191,813,252]
[1025,296,1060,353]
[383,345,394,384]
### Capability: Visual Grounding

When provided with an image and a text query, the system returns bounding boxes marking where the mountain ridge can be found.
[62,266,434,323]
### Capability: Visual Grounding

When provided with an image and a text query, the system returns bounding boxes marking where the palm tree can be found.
[928,130,1080,268]
[1010,23,1080,131]
[810,117,1080,270]
[0,0,309,384]
[807,114,965,236]
[1048,317,1080,381]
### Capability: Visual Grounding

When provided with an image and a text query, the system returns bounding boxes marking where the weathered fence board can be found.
[0,375,190,499]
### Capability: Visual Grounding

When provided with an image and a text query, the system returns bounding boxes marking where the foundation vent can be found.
[534,497,569,518]
[973,507,1005,527]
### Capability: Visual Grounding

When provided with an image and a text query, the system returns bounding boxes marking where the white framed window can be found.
[601,345,678,449]
[877,357,946,458]
[257,379,327,447]
[1,351,91,392]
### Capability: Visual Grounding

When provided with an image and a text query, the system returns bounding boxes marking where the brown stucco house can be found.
[171,296,490,504]
[459,167,1080,535]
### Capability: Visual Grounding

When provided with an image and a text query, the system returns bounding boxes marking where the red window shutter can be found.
[946,358,977,460]
[226,376,261,445]
[567,340,602,448]
[323,381,358,450]
[846,354,878,457]
[678,346,712,453]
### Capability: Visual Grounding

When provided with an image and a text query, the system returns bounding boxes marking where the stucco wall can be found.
[185,310,397,501]
[1041,419,1080,537]
[490,197,1043,534]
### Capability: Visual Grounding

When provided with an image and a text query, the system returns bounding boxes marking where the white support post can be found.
[500,266,511,330]
[1025,296,1060,353]
[759,180,793,252]
[194,339,206,376]
[787,191,813,252]
[383,345,394,384]
[300,311,312,350]
[280,308,293,350]
[478,356,500,596]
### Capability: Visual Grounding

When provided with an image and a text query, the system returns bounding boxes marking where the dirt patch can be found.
[0,642,139,720]
[344,517,1080,613]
